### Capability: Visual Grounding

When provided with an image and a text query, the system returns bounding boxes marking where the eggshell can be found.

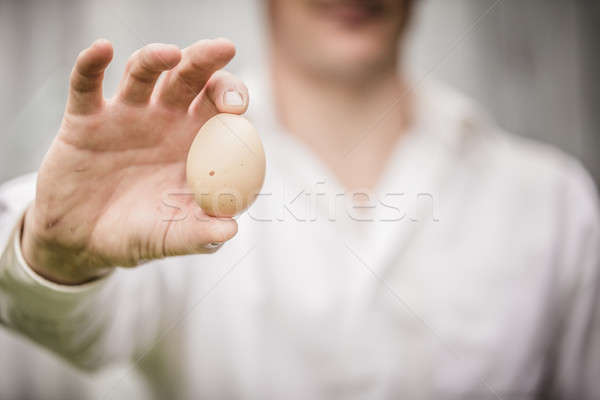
[186,113,266,217]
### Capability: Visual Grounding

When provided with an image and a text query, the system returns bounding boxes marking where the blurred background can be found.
[0,0,598,186]
[0,0,598,397]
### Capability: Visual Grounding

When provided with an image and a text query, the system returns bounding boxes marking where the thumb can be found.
[162,211,238,256]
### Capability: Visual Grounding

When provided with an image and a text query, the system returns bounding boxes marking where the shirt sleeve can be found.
[0,174,175,371]
[548,160,600,400]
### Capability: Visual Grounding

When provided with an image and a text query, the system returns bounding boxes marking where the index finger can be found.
[66,39,113,115]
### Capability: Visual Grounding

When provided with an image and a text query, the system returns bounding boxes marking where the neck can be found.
[270,50,412,190]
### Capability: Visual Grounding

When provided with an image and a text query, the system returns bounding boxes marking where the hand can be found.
[21,38,248,284]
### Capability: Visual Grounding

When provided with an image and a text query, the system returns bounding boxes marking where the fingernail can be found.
[205,242,223,249]
[223,90,244,107]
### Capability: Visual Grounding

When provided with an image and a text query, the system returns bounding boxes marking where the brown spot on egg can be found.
[186,114,266,217]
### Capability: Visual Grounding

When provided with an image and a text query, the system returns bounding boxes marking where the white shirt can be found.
[0,77,598,400]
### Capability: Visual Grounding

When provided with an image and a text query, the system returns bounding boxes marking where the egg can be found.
[186,113,266,217]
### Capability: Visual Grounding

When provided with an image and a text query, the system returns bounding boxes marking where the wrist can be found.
[21,207,112,285]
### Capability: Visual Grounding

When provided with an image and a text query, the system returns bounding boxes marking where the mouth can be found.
[310,0,387,26]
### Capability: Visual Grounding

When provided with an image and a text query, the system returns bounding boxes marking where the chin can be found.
[307,11,402,78]
[315,37,397,79]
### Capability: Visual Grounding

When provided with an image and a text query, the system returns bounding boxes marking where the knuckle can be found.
[146,46,173,71]
[70,69,99,92]
[175,72,203,96]
[126,51,158,84]
[129,68,157,85]
[187,56,215,76]
[139,47,161,72]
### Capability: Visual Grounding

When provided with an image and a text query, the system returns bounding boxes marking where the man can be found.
[0,0,598,399]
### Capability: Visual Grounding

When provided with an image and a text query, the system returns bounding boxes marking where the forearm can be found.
[0,175,150,371]
[0,211,118,370]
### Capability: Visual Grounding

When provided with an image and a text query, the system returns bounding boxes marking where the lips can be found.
[311,0,387,25]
